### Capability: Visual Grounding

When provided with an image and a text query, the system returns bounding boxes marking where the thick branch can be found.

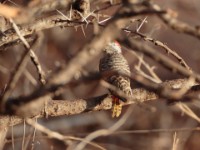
[1,78,199,129]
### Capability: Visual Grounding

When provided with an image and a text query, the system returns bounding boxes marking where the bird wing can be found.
[99,53,132,101]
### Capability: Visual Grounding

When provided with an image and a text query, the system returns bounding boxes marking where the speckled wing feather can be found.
[99,52,132,101]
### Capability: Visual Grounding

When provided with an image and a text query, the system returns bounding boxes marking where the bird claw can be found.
[111,96,122,118]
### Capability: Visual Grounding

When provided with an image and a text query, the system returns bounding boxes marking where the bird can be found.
[99,41,132,117]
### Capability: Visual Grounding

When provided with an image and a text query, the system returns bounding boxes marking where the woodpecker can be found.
[99,41,132,117]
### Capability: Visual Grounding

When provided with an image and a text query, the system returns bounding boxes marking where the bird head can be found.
[103,41,122,54]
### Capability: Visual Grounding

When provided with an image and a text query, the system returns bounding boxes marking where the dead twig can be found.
[146,1,200,40]
[26,118,105,150]
[74,105,134,150]
[135,31,191,71]
[1,19,45,112]
[121,38,200,82]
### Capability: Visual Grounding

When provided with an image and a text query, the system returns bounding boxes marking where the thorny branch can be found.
[0,0,200,149]
[132,31,191,71]
[0,1,163,49]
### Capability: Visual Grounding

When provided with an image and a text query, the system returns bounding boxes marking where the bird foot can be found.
[111,96,122,118]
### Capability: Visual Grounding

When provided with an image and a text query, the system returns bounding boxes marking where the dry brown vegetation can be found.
[0,0,200,149]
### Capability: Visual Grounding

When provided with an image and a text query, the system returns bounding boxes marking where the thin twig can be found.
[111,127,200,134]
[22,119,26,150]
[176,103,200,123]
[29,51,46,85]
[29,0,73,18]
[10,19,46,85]
[121,38,200,82]
[0,19,45,112]
[26,118,105,150]
[31,118,37,150]
[11,119,15,150]
[74,105,134,150]
[131,51,162,83]
[147,1,200,40]
[172,132,179,150]
[135,31,191,71]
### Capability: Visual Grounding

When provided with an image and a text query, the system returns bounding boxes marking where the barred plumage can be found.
[99,41,132,117]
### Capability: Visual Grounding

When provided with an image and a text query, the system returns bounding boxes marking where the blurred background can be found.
[1,0,200,149]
